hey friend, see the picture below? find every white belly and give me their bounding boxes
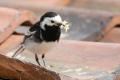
[24,40,58,54]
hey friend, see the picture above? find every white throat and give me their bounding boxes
[40,15,62,30]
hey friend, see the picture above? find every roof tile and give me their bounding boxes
[0,35,24,55]
[0,7,35,43]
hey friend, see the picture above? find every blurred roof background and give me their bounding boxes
[0,0,120,80]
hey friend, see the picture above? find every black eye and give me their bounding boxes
[51,20,54,23]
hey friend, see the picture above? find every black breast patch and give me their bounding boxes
[41,25,61,42]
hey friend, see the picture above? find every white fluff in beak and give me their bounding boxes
[60,20,69,32]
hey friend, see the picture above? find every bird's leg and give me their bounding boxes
[12,45,25,58]
[35,54,41,66]
[42,54,46,67]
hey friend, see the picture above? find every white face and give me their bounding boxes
[40,15,62,30]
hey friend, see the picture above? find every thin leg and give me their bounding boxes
[42,54,46,66]
[12,45,25,58]
[35,54,41,66]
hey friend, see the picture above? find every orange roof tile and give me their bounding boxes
[0,7,35,43]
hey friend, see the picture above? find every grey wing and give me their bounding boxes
[22,21,40,44]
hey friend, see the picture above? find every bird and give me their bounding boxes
[12,12,69,66]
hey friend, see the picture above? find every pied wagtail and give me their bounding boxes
[12,12,69,66]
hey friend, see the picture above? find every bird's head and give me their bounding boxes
[40,12,69,32]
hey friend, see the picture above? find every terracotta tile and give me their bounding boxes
[0,54,61,80]
[46,40,120,79]
[0,7,35,43]
[0,0,69,7]
[114,75,120,80]
[47,40,120,71]
[0,35,24,55]
[102,15,120,36]
[10,40,120,79]
[60,75,79,80]
[100,28,120,43]
[68,0,120,12]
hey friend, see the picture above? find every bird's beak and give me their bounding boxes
[55,21,69,32]
[56,22,62,26]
